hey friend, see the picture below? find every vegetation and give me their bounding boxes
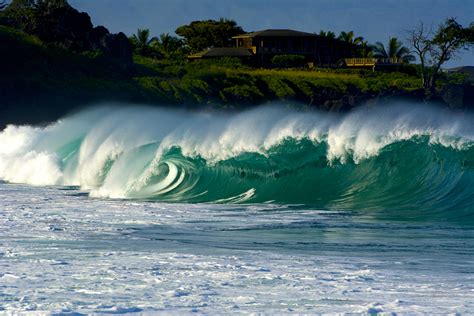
[0,0,472,127]
[338,31,364,45]
[319,30,336,39]
[175,18,244,52]
[0,23,422,110]
[157,33,186,58]
[271,55,306,68]
[130,28,159,57]
[408,18,474,95]
[372,37,415,62]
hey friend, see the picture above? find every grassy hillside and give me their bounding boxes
[0,26,424,127]
[133,56,422,107]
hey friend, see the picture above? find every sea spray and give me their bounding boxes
[0,102,473,220]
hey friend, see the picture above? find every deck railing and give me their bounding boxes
[343,57,404,67]
[344,58,377,66]
[377,57,403,65]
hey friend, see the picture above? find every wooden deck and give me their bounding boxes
[344,58,377,67]
[341,58,404,71]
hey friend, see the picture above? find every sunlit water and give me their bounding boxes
[1,183,473,314]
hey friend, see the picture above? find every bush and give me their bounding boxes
[271,55,306,68]
[222,84,264,103]
[188,57,246,70]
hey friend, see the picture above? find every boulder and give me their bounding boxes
[100,32,133,65]
[89,25,110,50]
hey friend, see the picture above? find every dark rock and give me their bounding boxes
[89,25,110,50]
[13,5,133,64]
[100,32,133,65]
[441,84,465,108]
[32,6,94,51]
[463,84,474,109]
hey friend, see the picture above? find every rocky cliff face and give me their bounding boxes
[41,6,133,64]
[2,5,133,64]
[442,84,474,109]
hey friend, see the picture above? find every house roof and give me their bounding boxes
[233,29,318,39]
[188,47,254,58]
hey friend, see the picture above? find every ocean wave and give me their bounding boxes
[1,103,473,220]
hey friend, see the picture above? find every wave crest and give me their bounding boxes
[1,103,474,220]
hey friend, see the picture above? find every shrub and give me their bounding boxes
[271,55,306,68]
[222,84,264,103]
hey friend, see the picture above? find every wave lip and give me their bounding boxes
[1,103,473,221]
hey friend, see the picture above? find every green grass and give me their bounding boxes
[132,55,422,105]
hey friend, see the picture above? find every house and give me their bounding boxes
[232,29,354,67]
[187,28,356,67]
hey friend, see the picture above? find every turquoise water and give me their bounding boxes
[0,104,473,313]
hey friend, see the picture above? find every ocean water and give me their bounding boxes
[0,103,473,314]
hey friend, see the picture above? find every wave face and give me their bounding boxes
[1,103,474,220]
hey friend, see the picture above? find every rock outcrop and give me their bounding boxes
[5,5,133,64]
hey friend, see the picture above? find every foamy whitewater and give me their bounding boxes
[0,103,473,313]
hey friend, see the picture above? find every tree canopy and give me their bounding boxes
[6,0,69,10]
[408,17,474,95]
[129,28,185,59]
[130,28,158,57]
[175,18,244,52]
[319,30,336,39]
[156,33,185,58]
[338,31,364,45]
[372,37,415,62]
[1,0,74,36]
[0,0,133,62]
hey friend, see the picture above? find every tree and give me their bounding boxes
[338,31,367,57]
[154,33,185,58]
[0,0,7,10]
[35,0,70,11]
[175,18,244,52]
[6,0,68,9]
[130,28,159,57]
[5,0,35,9]
[1,0,71,32]
[358,41,374,58]
[372,37,415,62]
[319,30,336,39]
[338,31,364,45]
[408,18,474,96]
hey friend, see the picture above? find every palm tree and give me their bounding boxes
[150,33,185,58]
[130,28,158,55]
[338,31,364,45]
[160,33,182,52]
[358,40,374,58]
[372,37,415,63]
[319,30,336,39]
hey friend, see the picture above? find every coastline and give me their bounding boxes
[1,25,473,129]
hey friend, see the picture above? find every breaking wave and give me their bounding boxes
[1,103,474,221]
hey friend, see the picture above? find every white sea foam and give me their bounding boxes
[0,183,472,314]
